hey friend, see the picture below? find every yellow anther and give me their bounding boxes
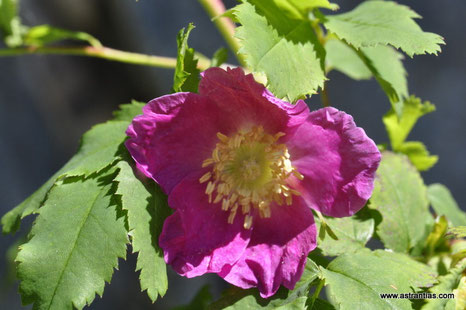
[293,170,304,180]
[199,126,302,229]
[244,215,253,229]
[217,132,229,143]
[199,172,212,183]
[202,158,214,167]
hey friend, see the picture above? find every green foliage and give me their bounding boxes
[383,96,438,170]
[234,1,325,102]
[16,172,128,310]
[383,96,436,149]
[210,47,228,67]
[324,1,444,57]
[427,184,466,227]
[323,250,437,310]
[447,227,466,239]
[325,39,407,115]
[316,215,374,256]
[0,0,26,46]
[210,259,320,309]
[325,39,371,80]
[369,152,433,253]
[1,100,145,235]
[422,259,466,310]
[424,216,449,257]
[268,0,338,18]
[115,160,170,302]
[173,23,200,93]
[24,25,102,47]
[112,100,145,121]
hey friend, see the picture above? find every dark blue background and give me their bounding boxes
[1,0,465,308]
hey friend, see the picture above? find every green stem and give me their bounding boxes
[0,45,211,70]
[197,0,247,66]
[308,278,325,308]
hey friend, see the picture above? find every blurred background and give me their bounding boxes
[0,0,464,309]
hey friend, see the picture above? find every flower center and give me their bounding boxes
[199,126,303,229]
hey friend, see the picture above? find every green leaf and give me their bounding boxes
[311,298,336,310]
[369,152,433,253]
[422,259,466,310]
[325,39,371,80]
[63,121,130,176]
[397,141,438,171]
[1,120,129,234]
[363,45,407,114]
[322,250,437,310]
[383,96,437,169]
[383,96,436,149]
[209,258,320,309]
[0,0,26,47]
[172,23,200,93]
[24,25,102,47]
[427,184,466,227]
[324,1,444,57]
[285,0,339,12]
[16,172,128,310]
[112,100,145,121]
[316,215,374,256]
[234,1,325,102]
[270,0,339,18]
[326,40,407,115]
[210,47,228,67]
[447,226,466,239]
[174,285,213,310]
[115,159,170,302]
[424,216,449,257]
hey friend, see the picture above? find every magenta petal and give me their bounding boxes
[219,198,317,298]
[287,107,381,217]
[125,92,235,194]
[199,67,309,134]
[159,173,251,277]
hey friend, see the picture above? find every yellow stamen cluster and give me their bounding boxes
[199,126,304,229]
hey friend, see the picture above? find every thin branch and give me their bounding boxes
[197,0,246,66]
[0,45,211,70]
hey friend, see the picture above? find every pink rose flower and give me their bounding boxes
[125,67,381,298]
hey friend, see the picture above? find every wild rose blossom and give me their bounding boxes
[125,67,381,297]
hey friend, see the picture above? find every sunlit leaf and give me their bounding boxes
[369,152,433,253]
[24,25,102,47]
[427,184,466,227]
[234,1,325,102]
[16,172,128,309]
[324,1,444,57]
[173,23,200,93]
[323,250,437,310]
